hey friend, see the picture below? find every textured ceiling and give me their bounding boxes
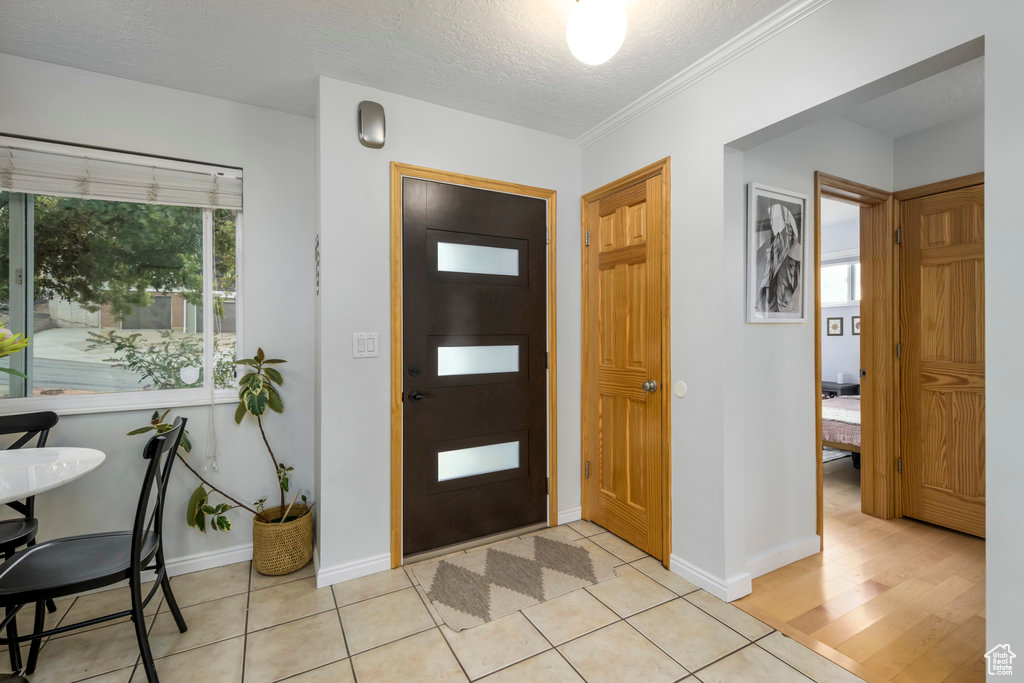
[0,0,793,138]
[845,57,984,139]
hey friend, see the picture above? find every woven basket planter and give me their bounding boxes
[252,504,313,576]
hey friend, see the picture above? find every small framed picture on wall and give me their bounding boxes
[852,315,861,335]
[827,317,843,336]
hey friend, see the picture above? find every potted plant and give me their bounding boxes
[128,348,313,576]
[234,348,313,575]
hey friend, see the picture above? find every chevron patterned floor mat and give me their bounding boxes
[411,528,618,630]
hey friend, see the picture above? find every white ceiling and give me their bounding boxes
[0,0,793,139]
[844,57,984,139]
[820,197,859,231]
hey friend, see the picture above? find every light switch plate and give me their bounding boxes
[352,332,379,358]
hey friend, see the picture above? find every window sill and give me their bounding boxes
[0,388,239,417]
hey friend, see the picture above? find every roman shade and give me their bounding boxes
[0,136,242,210]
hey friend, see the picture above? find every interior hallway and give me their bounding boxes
[735,458,985,682]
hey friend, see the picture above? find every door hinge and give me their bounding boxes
[898,457,903,474]
[584,461,590,478]
[584,230,590,246]
[896,343,902,359]
[896,228,902,245]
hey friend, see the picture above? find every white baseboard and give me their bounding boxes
[557,506,582,525]
[165,543,253,577]
[670,554,752,602]
[316,553,391,588]
[745,535,821,580]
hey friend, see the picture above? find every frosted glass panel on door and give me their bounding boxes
[437,242,519,276]
[438,345,519,376]
[438,441,520,482]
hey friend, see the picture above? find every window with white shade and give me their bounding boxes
[0,136,241,410]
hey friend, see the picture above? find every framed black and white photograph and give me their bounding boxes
[827,317,843,336]
[851,315,861,335]
[746,183,808,323]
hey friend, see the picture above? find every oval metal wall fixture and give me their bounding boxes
[358,100,386,149]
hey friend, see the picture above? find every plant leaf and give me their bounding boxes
[234,401,247,424]
[267,389,283,413]
[263,367,283,385]
[195,511,207,533]
[245,388,269,416]
[261,358,286,364]
[186,486,208,529]
[256,347,265,363]
[126,426,156,435]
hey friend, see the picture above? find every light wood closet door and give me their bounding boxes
[582,171,666,560]
[900,184,985,537]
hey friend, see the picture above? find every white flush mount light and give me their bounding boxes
[566,0,627,66]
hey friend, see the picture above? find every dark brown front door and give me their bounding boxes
[402,177,548,556]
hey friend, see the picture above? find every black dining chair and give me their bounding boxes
[0,417,189,681]
[0,411,60,672]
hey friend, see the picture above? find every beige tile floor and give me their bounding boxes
[4,522,865,682]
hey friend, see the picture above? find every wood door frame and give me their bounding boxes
[893,172,984,202]
[389,162,558,568]
[814,172,898,545]
[580,157,672,567]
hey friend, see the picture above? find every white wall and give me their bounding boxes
[0,54,315,570]
[581,2,1022,655]
[315,76,581,581]
[894,110,984,190]
[730,117,891,571]
[821,305,860,384]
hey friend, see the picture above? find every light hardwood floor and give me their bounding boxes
[736,457,986,683]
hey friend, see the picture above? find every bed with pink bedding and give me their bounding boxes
[821,396,860,452]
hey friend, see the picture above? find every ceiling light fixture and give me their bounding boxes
[566,0,627,66]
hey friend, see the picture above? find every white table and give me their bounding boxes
[0,447,106,505]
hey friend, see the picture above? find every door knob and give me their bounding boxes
[407,390,434,401]
[641,380,658,393]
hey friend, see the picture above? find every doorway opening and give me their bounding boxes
[731,42,986,681]
[814,173,896,542]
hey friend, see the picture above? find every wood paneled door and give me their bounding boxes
[581,159,670,563]
[898,180,985,537]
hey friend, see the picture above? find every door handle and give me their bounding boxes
[641,380,658,393]
[407,390,434,401]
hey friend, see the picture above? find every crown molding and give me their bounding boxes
[574,0,835,149]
